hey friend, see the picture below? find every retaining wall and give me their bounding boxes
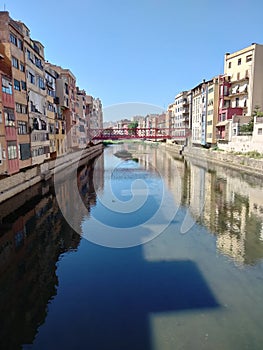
[183,146,263,177]
[0,144,103,204]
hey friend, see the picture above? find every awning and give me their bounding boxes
[216,120,229,127]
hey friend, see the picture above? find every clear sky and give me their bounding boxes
[3,0,263,120]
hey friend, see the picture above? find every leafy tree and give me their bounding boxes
[128,121,138,135]
[239,106,263,133]
[253,105,263,118]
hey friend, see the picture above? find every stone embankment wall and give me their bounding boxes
[163,143,184,154]
[218,136,263,153]
[183,146,263,177]
[0,144,103,204]
[160,142,263,177]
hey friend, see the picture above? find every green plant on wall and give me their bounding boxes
[239,106,263,133]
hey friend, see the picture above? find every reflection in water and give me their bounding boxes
[0,157,100,349]
[0,144,263,350]
[136,144,263,266]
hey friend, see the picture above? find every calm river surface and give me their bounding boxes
[0,143,263,350]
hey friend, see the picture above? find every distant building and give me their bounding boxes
[206,76,219,146]
[91,98,103,130]
[191,81,204,146]
[171,91,191,145]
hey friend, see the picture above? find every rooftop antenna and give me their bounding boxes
[4,3,6,10]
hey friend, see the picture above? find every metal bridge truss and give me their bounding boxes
[90,128,190,141]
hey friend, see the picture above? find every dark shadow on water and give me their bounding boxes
[31,242,220,350]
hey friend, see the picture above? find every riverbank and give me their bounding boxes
[160,142,263,178]
[0,144,103,204]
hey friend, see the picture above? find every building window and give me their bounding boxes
[20,62,25,72]
[7,141,17,160]
[28,72,35,84]
[21,81,27,90]
[16,103,27,114]
[16,103,21,113]
[19,143,31,160]
[237,72,240,80]
[21,105,27,114]
[4,109,15,126]
[10,33,17,45]
[48,102,54,112]
[238,58,241,65]
[35,57,43,70]
[235,98,239,107]
[12,56,19,69]
[2,77,12,94]
[18,121,28,134]
[38,77,45,90]
[48,89,55,97]
[246,54,252,62]
[27,49,32,60]
[17,39,23,50]
[258,128,262,135]
[14,79,21,91]
[228,62,231,68]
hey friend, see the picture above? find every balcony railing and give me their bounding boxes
[230,75,249,84]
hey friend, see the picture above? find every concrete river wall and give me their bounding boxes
[162,143,263,178]
[0,144,103,204]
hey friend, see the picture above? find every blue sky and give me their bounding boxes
[3,0,263,120]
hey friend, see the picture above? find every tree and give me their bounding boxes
[128,121,138,136]
[239,106,263,134]
[253,105,263,118]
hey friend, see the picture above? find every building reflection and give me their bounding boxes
[138,145,263,266]
[164,150,263,265]
[0,155,102,349]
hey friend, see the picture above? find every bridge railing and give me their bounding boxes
[90,127,190,140]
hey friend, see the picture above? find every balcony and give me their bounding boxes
[229,85,248,97]
[181,116,189,122]
[5,126,17,141]
[230,75,249,84]
[2,92,14,108]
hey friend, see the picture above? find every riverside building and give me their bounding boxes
[0,11,103,180]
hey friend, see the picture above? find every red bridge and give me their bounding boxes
[90,128,190,141]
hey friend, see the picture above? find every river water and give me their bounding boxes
[0,143,263,350]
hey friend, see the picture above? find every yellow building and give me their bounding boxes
[206,76,219,146]
[224,43,263,117]
[46,63,77,151]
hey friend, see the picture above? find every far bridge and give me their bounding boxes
[90,127,190,141]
